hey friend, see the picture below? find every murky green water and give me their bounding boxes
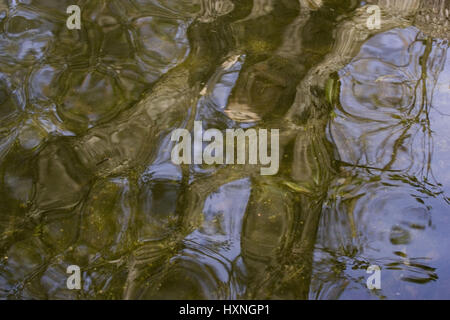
[0,0,449,299]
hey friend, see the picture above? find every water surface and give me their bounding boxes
[0,0,449,299]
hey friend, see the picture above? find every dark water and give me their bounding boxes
[0,0,449,299]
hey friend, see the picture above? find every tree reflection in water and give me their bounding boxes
[0,0,449,299]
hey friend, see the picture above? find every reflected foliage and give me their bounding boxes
[0,0,449,299]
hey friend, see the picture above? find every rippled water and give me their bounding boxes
[0,0,449,299]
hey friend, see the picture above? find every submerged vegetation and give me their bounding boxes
[0,0,449,299]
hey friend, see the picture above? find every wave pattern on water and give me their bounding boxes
[0,0,449,300]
